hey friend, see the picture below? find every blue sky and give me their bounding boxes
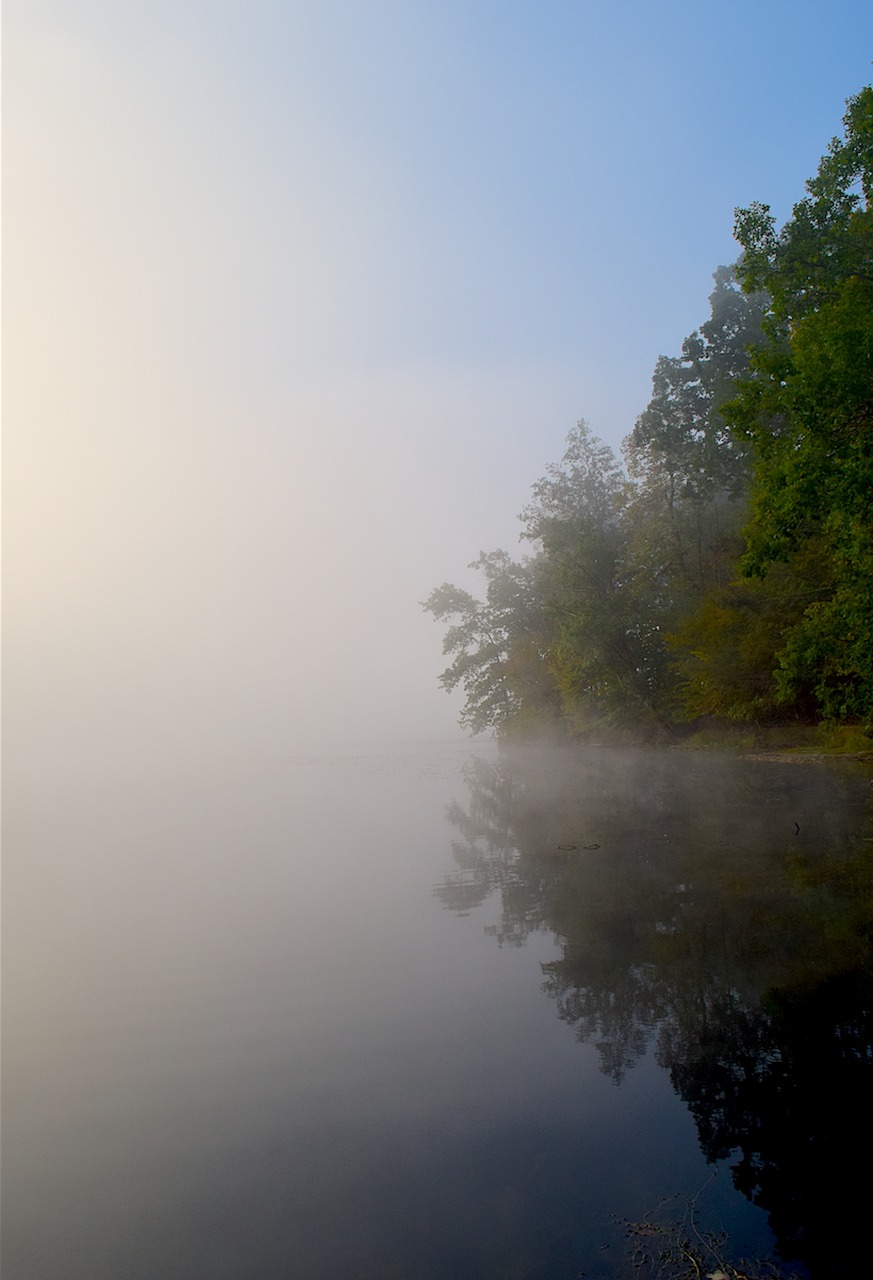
[6,2,872,752]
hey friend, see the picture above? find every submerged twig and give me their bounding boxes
[608,1180,802,1280]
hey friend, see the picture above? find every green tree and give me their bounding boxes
[629,266,764,506]
[666,541,833,723]
[728,86,873,720]
[622,267,770,725]
[521,420,668,731]
[426,89,872,736]
[422,550,559,735]
[624,266,766,613]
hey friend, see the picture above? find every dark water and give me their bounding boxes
[4,741,872,1279]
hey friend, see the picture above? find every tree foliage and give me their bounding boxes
[422,550,558,735]
[521,421,665,729]
[727,86,873,719]
[426,86,872,736]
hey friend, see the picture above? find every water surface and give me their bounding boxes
[4,741,871,1278]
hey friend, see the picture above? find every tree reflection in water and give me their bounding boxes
[433,744,873,1279]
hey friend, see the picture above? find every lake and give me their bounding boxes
[4,739,872,1279]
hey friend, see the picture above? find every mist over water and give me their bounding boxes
[6,734,871,1278]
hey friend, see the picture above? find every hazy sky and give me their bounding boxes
[5,1,872,758]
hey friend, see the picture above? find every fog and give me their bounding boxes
[5,2,872,768]
[7,19,873,1277]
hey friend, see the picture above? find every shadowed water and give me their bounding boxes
[4,740,871,1278]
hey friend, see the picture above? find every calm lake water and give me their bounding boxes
[4,740,872,1279]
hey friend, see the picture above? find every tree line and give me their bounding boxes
[425,87,873,739]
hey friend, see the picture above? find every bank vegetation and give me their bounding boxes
[425,88,873,754]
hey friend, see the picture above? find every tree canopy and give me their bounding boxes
[727,86,873,719]
[425,86,872,738]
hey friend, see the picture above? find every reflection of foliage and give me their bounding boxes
[667,965,873,1279]
[437,744,873,1277]
[433,756,563,944]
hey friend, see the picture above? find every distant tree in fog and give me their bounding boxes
[422,550,559,735]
